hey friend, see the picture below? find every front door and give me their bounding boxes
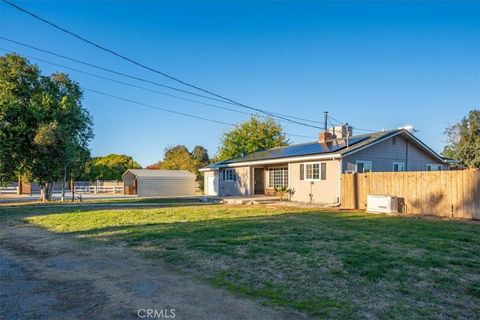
[254,168,265,194]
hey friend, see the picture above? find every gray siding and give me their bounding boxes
[342,134,446,172]
[137,177,195,197]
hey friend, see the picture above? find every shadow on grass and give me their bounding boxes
[20,207,480,318]
[49,210,480,281]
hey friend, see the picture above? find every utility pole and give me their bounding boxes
[324,111,328,131]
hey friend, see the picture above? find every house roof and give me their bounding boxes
[123,169,195,178]
[202,129,445,170]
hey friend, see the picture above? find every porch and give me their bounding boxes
[204,163,289,197]
[251,165,289,196]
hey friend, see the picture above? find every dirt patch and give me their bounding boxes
[0,223,309,320]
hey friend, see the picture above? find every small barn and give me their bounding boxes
[122,169,196,197]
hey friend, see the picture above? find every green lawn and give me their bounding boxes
[14,204,480,319]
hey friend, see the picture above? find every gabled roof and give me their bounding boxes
[123,169,195,178]
[202,129,445,170]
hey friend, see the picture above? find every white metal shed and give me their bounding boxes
[122,169,196,197]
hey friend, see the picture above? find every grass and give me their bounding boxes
[5,204,480,319]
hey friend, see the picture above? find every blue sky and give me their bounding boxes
[1,1,478,166]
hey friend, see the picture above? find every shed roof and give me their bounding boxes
[123,169,195,178]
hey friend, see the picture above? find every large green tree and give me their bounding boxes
[0,54,93,200]
[442,109,480,168]
[81,154,141,181]
[162,145,197,172]
[216,116,288,161]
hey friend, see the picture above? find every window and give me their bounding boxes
[356,160,372,173]
[223,169,236,181]
[393,162,405,172]
[426,164,442,171]
[392,136,397,145]
[268,167,288,188]
[306,163,319,180]
[303,162,327,180]
[321,163,327,180]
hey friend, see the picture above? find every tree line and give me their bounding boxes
[1,53,478,201]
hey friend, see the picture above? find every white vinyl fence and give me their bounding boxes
[74,184,123,194]
[0,181,124,195]
[0,186,18,194]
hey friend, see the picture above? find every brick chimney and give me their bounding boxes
[318,131,333,143]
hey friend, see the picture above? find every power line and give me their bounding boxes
[0,48,258,118]
[0,37,232,104]
[0,36,325,127]
[0,48,323,140]
[1,0,324,130]
[0,48,316,139]
[84,88,315,139]
[327,115,379,133]
[328,115,344,125]
[85,87,234,126]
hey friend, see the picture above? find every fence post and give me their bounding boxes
[94,180,98,194]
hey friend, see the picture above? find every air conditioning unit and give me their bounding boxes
[366,195,398,214]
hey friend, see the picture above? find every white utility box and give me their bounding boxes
[366,195,398,214]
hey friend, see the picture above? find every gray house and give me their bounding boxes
[200,128,449,204]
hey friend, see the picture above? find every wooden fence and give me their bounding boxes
[341,169,480,220]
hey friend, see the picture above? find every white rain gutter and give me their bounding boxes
[199,154,342,171]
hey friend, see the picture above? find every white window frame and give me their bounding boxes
[355,160,372,173]
[426,164,442,171]
[393,162,405,172]
[303,162,327,181]
[268,167,288,188]
[223,168,236,181]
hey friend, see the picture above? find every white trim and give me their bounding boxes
[342,130,446,162]
[223,168,236,181]
[200,130,446,172]
[338,158,343,204]
[267,167,289,188]
[393,161,406,172]
[288,163,291,190]
[304,162,320,181]
[202,154,341,170]
[206,173,219,196]
[355,160,372,173]
[426,164,442,171]
[199,167,218,172]
[303,162,328,181]
[252,167,267,194]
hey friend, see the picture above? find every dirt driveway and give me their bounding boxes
[0,220,308,320]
